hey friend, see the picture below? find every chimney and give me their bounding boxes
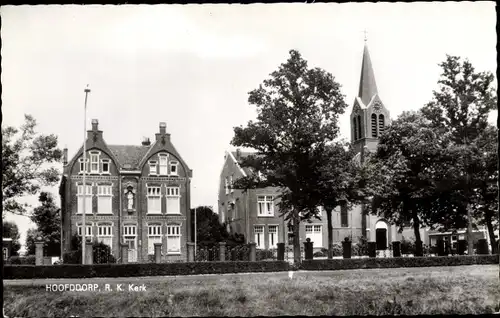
[142,137,151,146]
[91,119,99,131]
[236,148,241,160]
[159,122,166,134]
[87,118,103,141]
[63,147,68,165]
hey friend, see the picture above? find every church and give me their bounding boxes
[218,41,428,251]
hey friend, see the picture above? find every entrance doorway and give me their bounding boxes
[375,220,389,250]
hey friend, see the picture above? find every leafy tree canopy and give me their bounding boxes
[3,221,22,256]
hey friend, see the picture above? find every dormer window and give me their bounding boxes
[101,159,110,174]
[170,161,178,176]
[79,158,89,173]
[158,154,168,175]
[149,161,157,175]
[90,152,100,173]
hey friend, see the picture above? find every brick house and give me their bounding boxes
[59,121,192,262]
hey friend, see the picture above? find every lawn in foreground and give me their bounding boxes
[4,265,499,317]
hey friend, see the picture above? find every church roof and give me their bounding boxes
[230,150,257,175]
[358,43,379,106]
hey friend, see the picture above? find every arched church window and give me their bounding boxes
[353,118,358,140]
[357,115,362,139]
[378,114,385,135]
[371,114,377,137]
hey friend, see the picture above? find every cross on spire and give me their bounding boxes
[363,29,368,42]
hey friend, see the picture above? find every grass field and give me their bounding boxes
[4,265,499,317]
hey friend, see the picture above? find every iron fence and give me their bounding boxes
[225,245,250,261]
[196,246,220,262]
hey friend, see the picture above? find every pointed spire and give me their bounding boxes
[358,42,378,106]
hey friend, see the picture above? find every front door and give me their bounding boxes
[124,237,137,262]
[376,228,387,250]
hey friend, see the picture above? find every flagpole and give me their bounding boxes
[194,206,197,261]
[82,84,91,264]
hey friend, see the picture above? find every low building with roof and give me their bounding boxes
[59,120,192,262]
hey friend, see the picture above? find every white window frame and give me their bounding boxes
[101,159,111,174]
[148,224,163,255]
[229,175,234,193]
[305,224,323,248]
[123,225,137,236]
[268,225,278,249]
[97,184,113,214]
[79,158,89,174]
[97,224,113,249]
[169,161,179,176]
[149,161,157,175]
[90,152,100,174]
[166,224,181,254]
[166,186,180,215]
[257,195,274,217]
[77,184,93,214]
[147,186,162,214]
[77,224,93,241]
[225,177,229,195]
[158,154,169,176]
[254,225,264,249]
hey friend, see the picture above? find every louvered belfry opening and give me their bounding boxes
[378,114,385,135]
[357,115,362,139]
[371,113,377,137]
[353,117,358,140]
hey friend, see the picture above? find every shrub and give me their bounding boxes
[5,255,36,265]
[256,249,275,261]
[313,251,326,258]
[3,261,291,279]
[62,242,116,264]
[300,254,499,271]
[63,250,81,264]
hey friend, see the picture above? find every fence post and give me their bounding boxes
[437,239,445,256]
[249,243,256,262]
[277,243,285,261]
[187,242,195,262]
[457,239,467,255]
[392,241,401,257]
[154,243,162,263]
[303,238,313,260]
[219,242,226,262]
[85,241,93,265]
[121,243,129,264]
[35,240,44,265]
[342,238,352,259]
[368,242,376,258]
[477,239,489,255]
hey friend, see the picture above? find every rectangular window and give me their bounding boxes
[77,225,93,240]
[148,225,162,255]
[77,185,93,214]
[305,225,323,247]
[170,161,178,176]
[123,225,136,236]
[254,225,264,249]
[101,160,110,174]
[166,225,181,254]
[97,185,112,214]
[90,153,99,173]
[159,155,168,175]
[225,177,229,195]
[147,186,162,214]
[229,175,234,193]
[268,225,278,249]
[341,204,348,227]
[97,225,113,248]
[166,187,180,214]
[257,196,274,216]
[149,161,157,175]
[79,159,89,173]
[3,247,8,260]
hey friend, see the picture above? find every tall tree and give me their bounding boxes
[421,55,497,254]
[2,114,62,218]
[367,111,453,255]
[2,221,22,257]
[191,206,244,247]
[231,49,348,264]
[28,192,61,256]
[25,228,43,256]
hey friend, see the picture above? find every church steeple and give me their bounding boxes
[358,43,378,106]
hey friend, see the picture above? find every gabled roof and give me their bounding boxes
[107,145,151,170]
[229,150,262,176]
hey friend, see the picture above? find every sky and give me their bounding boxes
[1,3,497,252]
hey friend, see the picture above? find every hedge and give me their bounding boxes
[3,261,290,279]
[5,255,36,265]
[300,254,499,271]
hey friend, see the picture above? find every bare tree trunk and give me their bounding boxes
[411,207,423,256]
[484,211,498,254]
[293,209,301,265]
[326,208,333,259]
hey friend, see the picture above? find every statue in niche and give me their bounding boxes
[124,185,136,210]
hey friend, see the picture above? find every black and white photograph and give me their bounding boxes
[2,2,498,316]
